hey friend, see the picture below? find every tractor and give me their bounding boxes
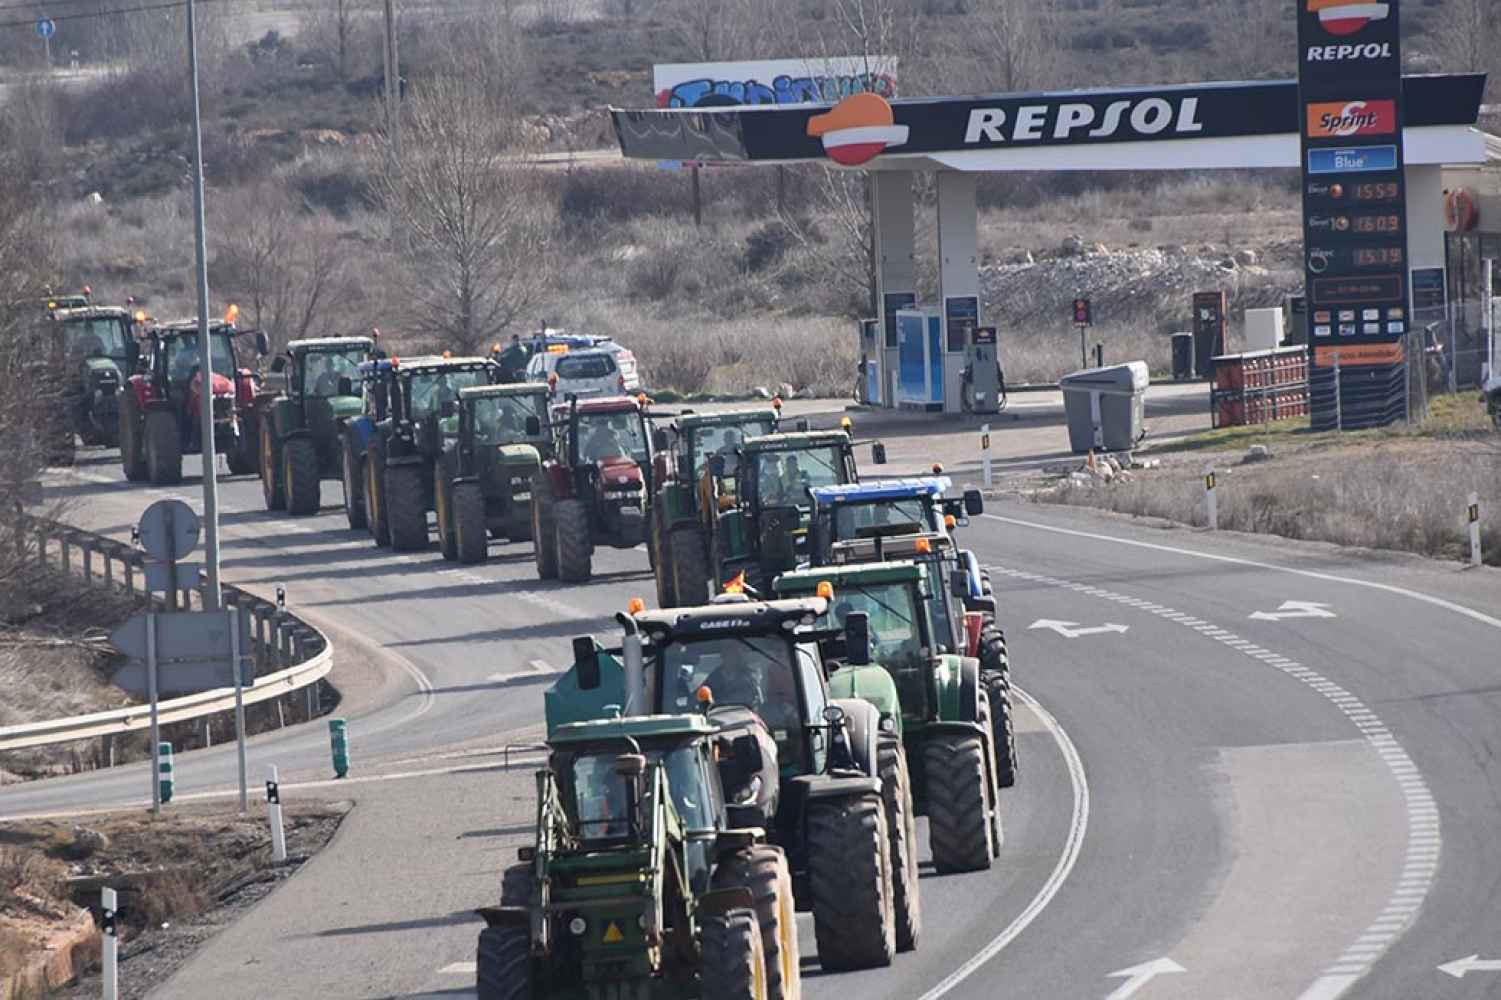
[547,593,916,970]
[256,336,375,516]
[342,354,501,549]
[118,314,267,485]
[663,429,874,605]
[478,713,798,1000]
[40,303,133,449]
[433,383,552,563]
[648,408,780,608]
[531,395,657,583]
[775,560,1004,874]
[805,479,1017,786]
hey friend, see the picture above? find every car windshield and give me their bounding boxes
[659,636,801,742]
[832,498,936,541]
[165,331,236,379]
[754,446,844,508]
[577,410,646,463]
[62,317,129,358]
[406,369,490,418]
[556,353,615,379]
[825,582,924,669]
[692,419,775,478]
[570,745,711,837]
[470,393,546,445]
[302,349,366,397]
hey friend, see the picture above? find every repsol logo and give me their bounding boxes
[1305,42,1393,60]
[963,97,1203,144]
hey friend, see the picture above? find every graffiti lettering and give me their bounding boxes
[657,72,897,109]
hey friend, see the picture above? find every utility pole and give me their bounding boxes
[382,0,401,159]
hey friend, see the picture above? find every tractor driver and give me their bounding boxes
[311,354,342,396]
[771,454,806,505]
[574,757,631,839]
[715,428,743,475]
[702,648,800,737]
[582,414,631,461]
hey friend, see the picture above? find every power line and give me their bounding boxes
[0,0,232,30]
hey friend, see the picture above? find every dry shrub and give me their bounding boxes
[0,845,70,912]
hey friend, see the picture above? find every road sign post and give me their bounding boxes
[101,886,118,1000]
[1469,492,1482,568]
[266,764,286,862]
[1204,466,1218,531]
[147,611,160,814]
[231,606,247,812]
[158,741,174,803]
[35,18,54,69]
[329,717,349,778]
[980,423,992,488]
[1072,297,1092,368]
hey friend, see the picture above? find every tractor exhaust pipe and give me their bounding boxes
[615,611,645,717]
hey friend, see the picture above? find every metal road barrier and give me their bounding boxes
[0,516,333,754]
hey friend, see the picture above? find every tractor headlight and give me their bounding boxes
[568,916,588,936]
[732,775,762,805]
[637,913,649,930]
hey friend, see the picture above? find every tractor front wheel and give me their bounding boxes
[475,923,531,1000]
[700,910,767,1000]
[878,737,922,952]
[435,478,458,561]
[530,480,558,580]
[385,465,428,551]
[144,410,182,486]
[554,499,592,582]
[925,730,994,874]
[119,395,147,483]
[713,846,800,1000]
[454,484,488,564]
[260,421,285,511]
[669,526,710,607]
[807,793,894,972]
[364,438,390,546]
[227,412,258,476]
[342,432,366,530]
[283,438,321,515]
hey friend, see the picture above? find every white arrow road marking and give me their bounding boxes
[1248,600,1337,621]
[1105,957,1186,999]
[439,961,477,975]
[1438,955,1501,978]
[1028,618,1130,639]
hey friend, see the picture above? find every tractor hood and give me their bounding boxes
[496,442,542,469]
[596,454,643,487]
[327,395,363,420]
[82,357,123,380]
[191,371,235,397]
[828,664,903,736]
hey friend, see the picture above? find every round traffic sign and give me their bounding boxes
[35,18,55,39]
[137,499,200,562]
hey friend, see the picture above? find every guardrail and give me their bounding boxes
[0,516,333,755]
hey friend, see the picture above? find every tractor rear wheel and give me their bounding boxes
[260,421,285,511]
[500,863,531,907]
[283,438,321,515]
[925,730,994,873]
[435,478,458,561]
[878,737,922,952]
[385,465,428,551]
[700,909,766,1000]
[554,498,592,583]
[454,483,488,564]
[530,480,557,580]
[227,412,258,476]
[669,526,710,607]
[364,438,390,546]
[807,793,894,972]
[713,846,800,1000]
[119,395,147,483]
[144,410,182,485]
[652,504,676,608]
[341,433,366,530]
[475,923,531,1000]
[976,691,1005,850]
[981,652,1018,789]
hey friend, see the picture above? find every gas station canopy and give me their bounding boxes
[610,74,1487,171]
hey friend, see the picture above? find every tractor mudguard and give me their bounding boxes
[932,654,981,724]
[699,886,755,917]
[786,774,882,801]
[385,452,423,468]
[923,720,988,741]
[476,905,529,928]
[542,462,572,499]
[496,443,542,468]
[267,397,305,441]
[965,595,998,617]
[828,665,902,735]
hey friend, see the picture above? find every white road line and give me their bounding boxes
[916,684,1088,1000]
[439,961,477,975]
[988,562,1440,999]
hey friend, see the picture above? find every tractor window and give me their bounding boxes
[658,746,713,830]
[577,411,647,463]
[406,369,489,418]
[471,394,546,445]
[62,317,128,359]
[827,583,924,670]
[754,446,844,508]
[570,754,632,839]
[833,499,935,542]
[164,332,236,379]
[692,419,774,478]
[302,350,365,397]
[659,637,801,746]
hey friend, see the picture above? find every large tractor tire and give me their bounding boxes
[700,910,767,1000]
[499,863,531,907]
[806,793,894,972]
[227,413,258,476]
[385,465,428,551]
[283,438,321,515]
[144,410,182,485]
[878,737,922,952]
[652,507,676,608]
[119,396,148,483]
[364,438,390,546]
[982,659,1018,789]
[976,692,1005,851]
[341,433,367,530]
[260,421,285,511]
[713,846,800,1000]
[925,730,994,874]
[669,526,711,607]
[530,482,558,580]
[554,498,593,583]
[475,923,531,1000]
[435,478,458,561]
[454,483,489,565]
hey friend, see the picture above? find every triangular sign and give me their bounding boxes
[602,921,624,944]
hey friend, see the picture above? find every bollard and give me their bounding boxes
[82,543,93,585]
[101,886,119,1000]
[266,765,287,862]
[980,423,993,489]
[1469,492,1483,568]
[103,549,114,591]
[328,718,350,778]
[158,742,174,804]
[123,559,134,597]
[1204,466,1218,531]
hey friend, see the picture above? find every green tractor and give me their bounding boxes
[342,355,501,549]
[41,304,134,449]
[478,713,799,1000]
[257,336,374,516]
[775,561,1003,874]
[433,383,552,564]
[647,408,779,609]
[547,594,916,969]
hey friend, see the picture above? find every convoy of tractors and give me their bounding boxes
[42,292,1021,1000]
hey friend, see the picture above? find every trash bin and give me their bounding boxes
[1171,333,1194,381]
[1060,360,1150,453]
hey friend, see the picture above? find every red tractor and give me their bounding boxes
[119,312,267,485]
[531,395,658,582]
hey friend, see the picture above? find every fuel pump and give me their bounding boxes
[857,318,881,405]
[962,325,1004,414]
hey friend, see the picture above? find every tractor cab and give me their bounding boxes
[275,336,373,432]
[655,408,780,493]
[807,478,984,567]
[41,305,133,449]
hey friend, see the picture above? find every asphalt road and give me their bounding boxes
[6,437,1501,1000]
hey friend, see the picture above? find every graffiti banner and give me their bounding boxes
[653,56,897,110]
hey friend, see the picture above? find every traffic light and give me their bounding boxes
[1072,298,1092,326]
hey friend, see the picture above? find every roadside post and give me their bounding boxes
[329,718,350,778]
[100,887,118,1000]
[1204,466,1218,531]
[158,742,174,803]
[266,765,287,862]
[1072,297,1092,369]
[35,17,54,70]
[980,424,992,488]
[1469,493,1482,568]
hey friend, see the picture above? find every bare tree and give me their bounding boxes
[1433,0,1497,81]
[971,0,1055,92]
[372,64,557,353]
[1213,0,1291,81]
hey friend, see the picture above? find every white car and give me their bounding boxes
[525,348,627,399]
